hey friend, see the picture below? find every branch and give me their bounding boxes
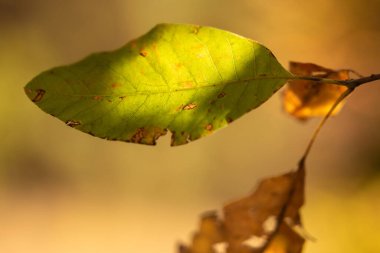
[345,74,380,89]
[292,73,380,88]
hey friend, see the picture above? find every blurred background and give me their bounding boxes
[1,0,380,252]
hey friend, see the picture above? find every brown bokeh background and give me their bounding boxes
[1,0,380,252]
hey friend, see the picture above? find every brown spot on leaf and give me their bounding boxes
[192,25,201,34]
[31,89,45,102]
[119,96,126,100]
[130,128,145,143]
[205,124,213,131]
[65,120,81,127]
[93,95,103,101]
[218,92,226,99]
[183,103,197,110]
[111,83,121,89]
[139,50,148,57]
[129,127,167,145]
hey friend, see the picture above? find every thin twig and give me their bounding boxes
[295,73,380,167]
[290,73,380,88]
[298,87,354,168]
[345,74,380,89]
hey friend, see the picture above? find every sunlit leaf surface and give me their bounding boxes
[25,24,291,146]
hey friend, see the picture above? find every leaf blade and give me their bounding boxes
[25,24,291,145]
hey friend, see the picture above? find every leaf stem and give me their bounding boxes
[290,75,347,85]
[297,87,354,169]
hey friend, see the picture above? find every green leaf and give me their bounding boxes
[25,24,291,146]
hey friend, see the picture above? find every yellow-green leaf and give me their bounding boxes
[25,24,291,146]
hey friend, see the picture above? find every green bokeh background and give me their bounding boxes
[1,0,380,252]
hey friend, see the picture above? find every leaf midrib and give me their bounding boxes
[45,75,292,98]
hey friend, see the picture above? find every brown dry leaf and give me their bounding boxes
[283,61,350,120]
[182,211,225,253]
[263,223,304,253]
[179,165,306,253]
